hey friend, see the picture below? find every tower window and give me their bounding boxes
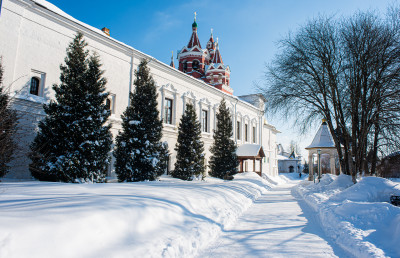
[30,77,40,95]
[192,60,200,70]
[164,98,173,124]
[183,61,188,72]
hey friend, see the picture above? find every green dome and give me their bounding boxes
[192,20,198,28]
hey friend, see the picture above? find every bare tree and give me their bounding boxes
[263,9,400,183]
[288,140,300,154]
[264,16,353,180]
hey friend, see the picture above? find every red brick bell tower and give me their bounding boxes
[176,14,233,95]
[177,12,207,80]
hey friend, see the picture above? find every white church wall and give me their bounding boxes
[0,0,278,179]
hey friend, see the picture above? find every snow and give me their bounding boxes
[129,120,141,125]
[199,178,342,258]
[294,174,400,257]
[236,144,263,157]
[0,172,276,258]
[2,172,399,257]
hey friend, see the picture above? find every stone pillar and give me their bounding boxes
[330,153,336,175]
[308,152,314,181]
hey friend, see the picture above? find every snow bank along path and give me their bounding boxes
[198,180,341,258]
[294,174,400,258]
[0,173,277,258]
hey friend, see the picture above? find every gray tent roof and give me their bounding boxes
[305,122,336,149]
[236,144,265,157]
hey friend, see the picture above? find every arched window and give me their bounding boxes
[183,61,188,72]
[105,98,111,110]
[289,166,294,173]
[192,60,199,70]
[30,77,40,95]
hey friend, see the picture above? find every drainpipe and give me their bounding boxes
[234,98,239,144]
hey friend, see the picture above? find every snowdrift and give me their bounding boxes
[294,174,400,258]
[0,172,277,258]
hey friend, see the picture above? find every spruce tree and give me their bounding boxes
[114,59,167,182]
[29,32,112,183]
[172,103,205,180]
[209,99,239,179]
[0,59,17,178]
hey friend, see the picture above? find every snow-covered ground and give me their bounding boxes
[198,177,343,258]
[294,174,400,258]
[0,173,280,258]
[1,173,399,257]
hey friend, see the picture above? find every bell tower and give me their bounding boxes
[177,12,207,79]
[175,14,233,95]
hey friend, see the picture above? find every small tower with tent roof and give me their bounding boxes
[204,38,232,94]
[305,119,341,181]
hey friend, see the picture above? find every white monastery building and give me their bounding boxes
[0,0,279,179]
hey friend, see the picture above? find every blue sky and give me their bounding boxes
[48,0,396,157]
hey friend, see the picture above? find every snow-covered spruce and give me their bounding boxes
[172,103,205,180]
[29,32,112,183]
[0,59,18,179]
[114,59,168,182]
[209,99,239,179]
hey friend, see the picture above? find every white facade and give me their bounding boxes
[0,0,279,179]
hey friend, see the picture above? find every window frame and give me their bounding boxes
[192,60,200,71]
[237,121,241,140]
[252,126,256,143]
[30,77,40,96]
[245,124,248,142]
[164,98,173,125]
[201,109,208,132]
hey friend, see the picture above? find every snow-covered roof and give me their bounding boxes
[277,154,289,160]
[306,121,336,149]
[236,144,265,158]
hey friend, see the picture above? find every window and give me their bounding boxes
[192,60,200,70]
[201,110,208,132]
[183,61,188,72]
[245,124,248,142]
[30,77,40,95]
[252,126,256,143]
[164,98,173,124]
[105,94,116,115]
[237,121,241,140]
[105,98,111,110]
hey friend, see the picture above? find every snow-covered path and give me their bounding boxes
[198,182,346,258]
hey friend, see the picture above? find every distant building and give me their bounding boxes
[277,144,302,173]
[377,151,400,178]
[305,119,341,181]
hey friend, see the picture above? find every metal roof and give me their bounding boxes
[305,122,336,149]
[236,144,265,157]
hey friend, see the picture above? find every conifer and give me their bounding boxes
[172,103,205,180]
[114,59,167,182]
[0,60,17,178]
[209,99,238,179]
[29,32,112,182]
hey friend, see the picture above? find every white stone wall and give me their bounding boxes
[0,0,278,179]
